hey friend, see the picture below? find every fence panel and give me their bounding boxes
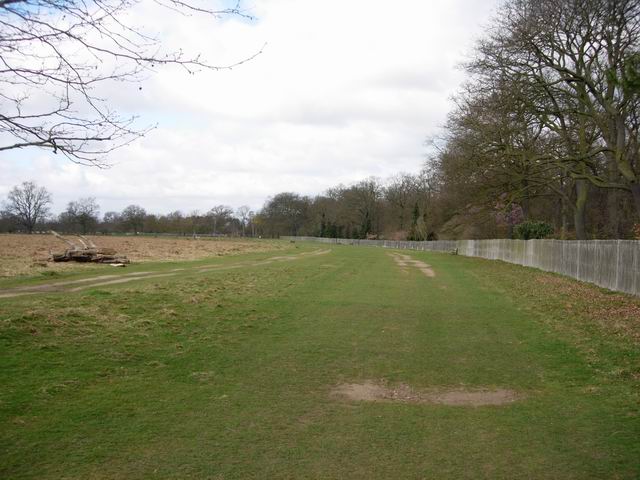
[285,236,640,297]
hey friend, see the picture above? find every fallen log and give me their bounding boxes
[49,231,130,264]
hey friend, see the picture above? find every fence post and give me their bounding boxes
[577,241,581,281]
[615,240,619,291]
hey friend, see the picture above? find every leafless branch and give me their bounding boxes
[0,0,260,166]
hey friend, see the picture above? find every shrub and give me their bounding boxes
[514,221,554,240]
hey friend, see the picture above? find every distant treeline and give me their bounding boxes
[1,168,638,240]
[253,172,638,240]
[0,189,257,237]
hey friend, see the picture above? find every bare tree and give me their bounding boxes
[236,205,251,236]
[164,210,185,235]
[343,178,383,239]
[121,204,145,234]
[65,197,100,234]
[247,210,257,237]
[101,210,121,233]
[187,210,202,236]
[260,193,309,237]
[385,173,416,231]
[207,205,233,235]
[4,180,52,232]
[0,0,260,166]
[474,0,640,220]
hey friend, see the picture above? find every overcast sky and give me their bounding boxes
[1,0,500,216]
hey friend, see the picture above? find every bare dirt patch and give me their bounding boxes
[332,381,522,407]
[0,234,288,278]
[388,252,435,277]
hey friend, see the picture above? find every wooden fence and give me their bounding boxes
[284,236,640,297]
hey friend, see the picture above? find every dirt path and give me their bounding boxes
[0,249,331,298]
[388,252,435,277]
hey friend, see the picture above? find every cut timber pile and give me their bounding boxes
[49,231,130,265]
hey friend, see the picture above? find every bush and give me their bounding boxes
[514,221,554,240]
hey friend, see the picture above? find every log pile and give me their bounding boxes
[49,231,130,265]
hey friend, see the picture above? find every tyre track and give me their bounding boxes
[0,249,331,298]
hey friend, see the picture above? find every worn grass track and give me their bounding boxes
[1,243,638,479]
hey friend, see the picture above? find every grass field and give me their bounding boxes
[0,234,287,278]
[1,241,639,479]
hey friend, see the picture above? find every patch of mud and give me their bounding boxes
[332,381,522,407]
[388,253,435,278]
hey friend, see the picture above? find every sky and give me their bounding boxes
[1,0,501,216]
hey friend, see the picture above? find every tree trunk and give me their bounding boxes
[574,179,589,240]
[521,178,530,220]
[632,183,640,222]
[605,161,620,238]
[606,189,619,238]
[559,195,569,240]
[521,198,530,221]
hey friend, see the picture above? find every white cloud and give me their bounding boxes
[0,0,500,214]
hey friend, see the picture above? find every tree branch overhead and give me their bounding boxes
[0,0,260,166]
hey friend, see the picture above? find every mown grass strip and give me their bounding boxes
[1,244,638,479]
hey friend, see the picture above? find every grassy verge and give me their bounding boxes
[1,244,638,479]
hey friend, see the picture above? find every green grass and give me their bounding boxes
[1,243,639,479]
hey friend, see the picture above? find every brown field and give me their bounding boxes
[0,234,288,278]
